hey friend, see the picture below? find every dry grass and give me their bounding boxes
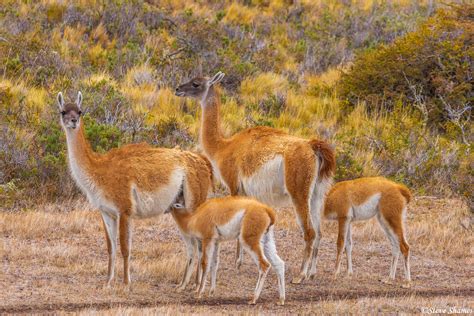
[0,197,472,314]
[70,295,473,315]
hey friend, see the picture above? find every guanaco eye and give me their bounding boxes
[192,82,199,88]
[61,111,66,115]
[78,111,82,115]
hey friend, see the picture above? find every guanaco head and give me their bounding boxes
[175,71,225,101]
[57,91,83,130]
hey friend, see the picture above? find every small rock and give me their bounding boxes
[460,217,471,229]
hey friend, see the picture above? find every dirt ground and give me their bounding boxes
[1,197,473,314]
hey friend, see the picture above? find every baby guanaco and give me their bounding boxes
[170,196,285,305]
[324,177,412,287]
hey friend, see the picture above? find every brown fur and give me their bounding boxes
[58,92,213,285]
[171,196,285,305]
[397,184,412,204]
[175,73,336,282]
[324,177,412,284]
[70,123,211,216]
[309,139,336,179]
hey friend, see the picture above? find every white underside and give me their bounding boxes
[350,193,381,221]
[239,155,291,207]
[131,169,185,218]
[215,209,245,240]
[326,193,382,221]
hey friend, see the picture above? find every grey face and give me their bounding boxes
[174,71,225,100]
[57,92,83,130]
[175,77,208,99]
[60,104,82,129]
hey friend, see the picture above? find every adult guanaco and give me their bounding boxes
[324,177,412,287]
[175,72,336,283]
[57,91,212,286]
[170,196,285,305]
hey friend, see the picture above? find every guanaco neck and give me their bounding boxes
[64,121,98,183]
[171,210,193,233]
[200,85,225,157]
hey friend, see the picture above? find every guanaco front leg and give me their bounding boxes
[209,242,220,296]
[194,239,202,291]
[197,239,215,298]
[100,210,118,287]
[235,239,243,269]
[177,236,196,292]
[334,216,350,278]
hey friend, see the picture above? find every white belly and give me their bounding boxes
[240,155,291,207]
[215,210,245,240]
[350,193,381,221]
[131,169,184,218]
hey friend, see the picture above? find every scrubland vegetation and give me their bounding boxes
[0,1,472,313]
[0,0,471,210]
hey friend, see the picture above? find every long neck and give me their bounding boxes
[64,121,97,179]
[171,210,193,233]
[200,86,225,156]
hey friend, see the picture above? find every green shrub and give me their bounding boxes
[339,6,473,134]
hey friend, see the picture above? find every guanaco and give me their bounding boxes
[57,91,212,286]
[175,72,335,283]
[324,177,412,287]
[170,196,285,305]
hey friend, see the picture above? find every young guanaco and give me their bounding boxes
[170,196,285,305]
[324,177,412,287]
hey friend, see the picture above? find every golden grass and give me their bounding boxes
[91,22,109,47]
[240,72,289,104]
[224,3,258,26]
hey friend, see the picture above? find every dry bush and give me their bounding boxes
[0,1,469,208]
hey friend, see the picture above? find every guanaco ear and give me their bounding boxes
[76,91,83,110]
[57,92,65,111]
[209,71,225,86]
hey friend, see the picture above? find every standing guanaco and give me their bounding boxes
[324,177,412,287]
[57,91,212,286]
[170,196,285,305]
[175,72,335,283]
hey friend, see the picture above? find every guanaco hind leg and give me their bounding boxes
[119,215,132,285]
[345,224,353,275]
[285,152,317,284]
[377,195,411,286]
[263,226,286,305]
